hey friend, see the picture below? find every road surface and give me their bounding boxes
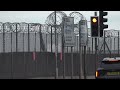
[30,76,95,79]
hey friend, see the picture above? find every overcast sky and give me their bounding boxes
[0,11,119,30]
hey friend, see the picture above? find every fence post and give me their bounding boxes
[28,24,30,52]
[46,33,47,52]
[77,36,78,53]
[71,46,74,79]
[51,26,52,52]
[110,37,112,54]
[39,24,41,52]
[54,11,58,79]
[89,47,90,54]
[35,31,37,73]
[83,46,86,79]
[79,21,83,79]
[118,31,119,56]
[114,37,115,54]
[11,32,13,79]
[23,32,26,78]
[16,23,18,52]
[3,23,5,53]
[62,21,65,79]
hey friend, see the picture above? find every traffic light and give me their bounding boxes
[91,16,99,37]
[99,11,108,37]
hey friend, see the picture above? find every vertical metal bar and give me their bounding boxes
[15,23,18,79]
[71,46,74,79]
[3,23,5,53]
[57,33,58,55]
[57,33,59,75]
[86,45,88,54]
[118,31,119,56]
[10,31,13,79]
[46,33,47,52]
[89,47,90,54]
[28,24,30,52]
[77,36,78,53]
[95,11,98,59]
[94,5,99,72]
[23,32,24,54]
[55,11,58,79]
[94,11,98,57]
[35,31,37,73]
[67,46,68,53]
[23,32,26,78]
[45,33,48,76]
[16,24,18,52]
[92,38,93,54]
[39,24,41,52]
[95,37,97,74]
[2,23,5,76]
[97,37,100,65]
[62,19,65,79]
[98,37,99,53]
[83,46,86,79]
[62,38,65,79]
[73,46,75,53]
[110,37,112,54]
[51,26,52,52]
[104,31,106,56]
[63,46,65,79]
[79,21,83,79]
[81,46,83,79]
[114,37,115,54]
[82,46,84,54]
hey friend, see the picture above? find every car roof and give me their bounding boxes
[115,57,120,60]
[102,57,120,61]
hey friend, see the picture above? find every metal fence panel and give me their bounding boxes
[0,53,12,79]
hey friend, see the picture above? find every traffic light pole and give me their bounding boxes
[94,12,97,74]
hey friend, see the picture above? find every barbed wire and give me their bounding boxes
[45,11,67,26]
[105,29,120,37]
[69,12,84,24]
[1,11,116,37]
[0,22,42,33]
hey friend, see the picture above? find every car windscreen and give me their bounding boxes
[100,61,120,69]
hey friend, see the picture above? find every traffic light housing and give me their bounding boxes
[91,16,99,37]
[99,11,108,37]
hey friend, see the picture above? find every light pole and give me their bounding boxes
[54,11,58,79]
[77,13,84,79]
